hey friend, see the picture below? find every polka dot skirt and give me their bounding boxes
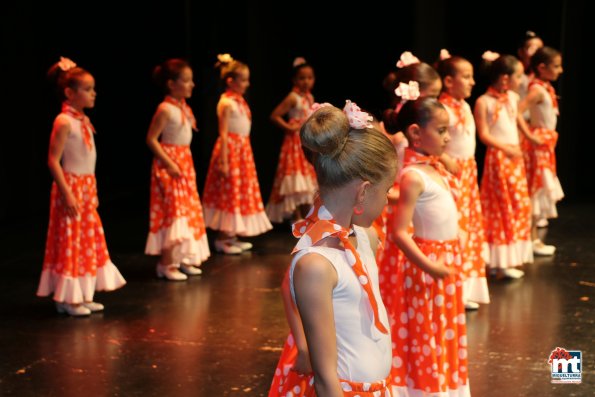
[37,173,126,303]
[145,144,210,265]
[521,128,564,219]
[454,157,489,303]
[203,133,272,236]
[480,148,533,268]
[266,129,317,223]
[389,237,469,395]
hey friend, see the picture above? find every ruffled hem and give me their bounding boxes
[145,217,210,264]
[203,207,272,236]
[391,383,471,397]
[266,191,314,223]
[464,276,490,304]
[37,261,126,304]
[278,174,317,197]
[531,168,564,219]
[486,240,533,268]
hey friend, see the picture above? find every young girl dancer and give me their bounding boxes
[202,54,272,254]
[389,96,470,395]
[37,57,126,316]
[519,46,564,253]
[475,53,533,277]
[437,54,490,309]
[266,57,318,223]
[145,59,210,280]
[270,101,397,396]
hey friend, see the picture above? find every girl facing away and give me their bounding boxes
[270,101,397,396]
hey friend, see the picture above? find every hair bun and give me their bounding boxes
[301,106,350,157]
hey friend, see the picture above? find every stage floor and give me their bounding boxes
[0,203,593,396]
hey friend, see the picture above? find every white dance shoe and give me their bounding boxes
[180,264,203,276]
[214,239,243,255]
[156,264,188,281]
[56,302,91,316]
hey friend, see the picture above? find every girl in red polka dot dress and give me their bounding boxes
[518,47,564,255]
[379,60,443,306]
[437,54,490,309]
[475,53,533,278]
[389,97,470,396]
[145,59,210,281]
[202,54,272,254]
[37,58,126,316]
[266,57,317,223]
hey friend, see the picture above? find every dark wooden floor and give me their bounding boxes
[0,202,593,396]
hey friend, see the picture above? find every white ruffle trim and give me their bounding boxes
[145,217,211,265]
[266,191,314,223]
[37,261,126,304]
[278,174,317,197]
[391,383,471,397]
[463,276,490,304]
[531,168,564,219]
[486,240,533,268]
[203,207,272,236]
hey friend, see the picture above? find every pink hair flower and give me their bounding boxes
[343,100,373,129]
[396,51,420,68]
[293,57,307,67]
[58,56,77,72]
[395,81,420,101]
[307,102,333,117]
[482,50,500,62]
[440,49,451,60]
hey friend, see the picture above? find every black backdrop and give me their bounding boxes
[0,0,589,231]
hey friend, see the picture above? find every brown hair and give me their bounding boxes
[47,60,91,101]
[395,97,446,141]
[153,58,191,94]
[530,46,561,76]
[436,56,469,80]
[395,63,440,97]
[216,59,248,81]
[482,54,520,85]
[301,106,397,190]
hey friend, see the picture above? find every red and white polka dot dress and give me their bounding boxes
[267,333,314,397]
[145,99,210,265]
[266,90,317,223]
[440,94,489,304]
[37,109,126,304]
[379,199,406,311]
[478,90,532,269]
[521,80,564,219]
[202,92,273,236]
[379,136,408,306]
[388,158,470,396]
